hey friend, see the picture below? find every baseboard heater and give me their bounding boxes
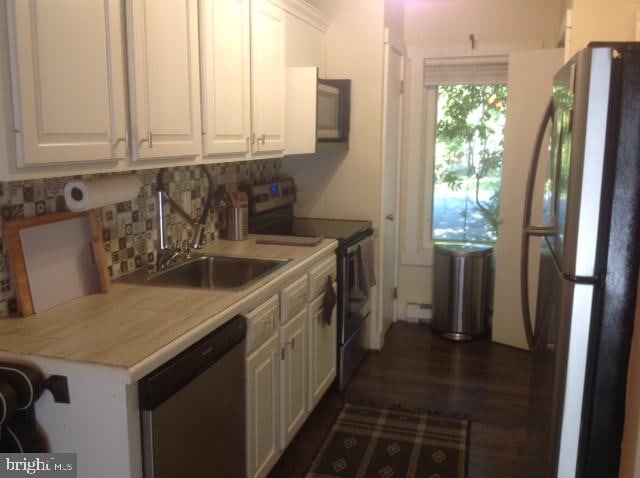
[406,303,432,324]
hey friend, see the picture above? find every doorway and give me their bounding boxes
[379,28,404,347]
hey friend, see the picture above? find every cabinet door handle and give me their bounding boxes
[112,131,129,147]
[291,337,295,350]
[281,347,285,360]
[257,134,266,145]
[140,132,153,148]
[251,132,256,145]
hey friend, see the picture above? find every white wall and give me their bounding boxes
[384,0,404,37]
[282,0,386,347]
[404,0,563,49]
[285,9,327,77]
[397,0,563,320]
[569,0,638,56]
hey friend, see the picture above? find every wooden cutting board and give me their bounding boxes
[4,211,110,317]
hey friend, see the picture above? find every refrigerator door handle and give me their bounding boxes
[520,99,555,351]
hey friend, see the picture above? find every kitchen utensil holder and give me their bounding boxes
[226,206,248,241]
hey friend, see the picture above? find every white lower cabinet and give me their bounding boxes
[245,258,337,478]
[309,289,337,409]
[280,308,308,448]
[246,332,280,478]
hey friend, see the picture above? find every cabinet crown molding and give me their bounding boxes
[269,0,330,32]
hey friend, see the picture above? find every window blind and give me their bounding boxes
[423,60,508,86]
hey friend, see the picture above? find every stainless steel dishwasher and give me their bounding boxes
[139,315,246,478]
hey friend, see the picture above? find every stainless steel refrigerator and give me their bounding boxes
[520,43,640,477]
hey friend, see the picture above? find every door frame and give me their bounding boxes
[377,27,405,349]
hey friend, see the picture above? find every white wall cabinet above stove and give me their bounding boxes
[251,0,287,154]
[199,0,287,159]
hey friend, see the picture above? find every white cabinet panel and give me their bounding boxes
[251,0,286,154]
[246,332,280,478]
[281,308,307,448]
[200,0,251,157]
[309,288,337,408]
[7,0,128,165]
[127,0,201,160]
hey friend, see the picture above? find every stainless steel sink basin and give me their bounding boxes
[120,255,291,290]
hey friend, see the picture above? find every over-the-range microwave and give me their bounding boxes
[317,79,351,145]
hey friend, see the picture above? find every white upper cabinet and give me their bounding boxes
[199,0,251,157]
[251,0,286,154]
[126,0,202,160]
[6,0,128,166]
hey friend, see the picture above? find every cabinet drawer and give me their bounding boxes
[308,256,337,300]
[246,295,279,354]
[281,276,308,324]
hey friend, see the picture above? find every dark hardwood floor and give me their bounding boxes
[268,322,533,478]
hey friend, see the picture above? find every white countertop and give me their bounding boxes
[0,236,337,383]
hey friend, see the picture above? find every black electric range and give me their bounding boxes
[247,178,373,390]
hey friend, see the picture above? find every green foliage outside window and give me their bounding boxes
[432,84,508,242]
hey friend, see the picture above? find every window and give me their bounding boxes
[424,62,508,243]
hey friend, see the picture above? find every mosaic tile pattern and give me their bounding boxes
[0,159,281,316]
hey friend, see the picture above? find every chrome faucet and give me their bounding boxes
[155,166,215,270]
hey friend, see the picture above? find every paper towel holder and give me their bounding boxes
[63,174,142,212]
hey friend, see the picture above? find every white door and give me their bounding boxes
[380,33,404,344]
[280,308,307,448]
[199,0,251,157]
[309,291,337,408]
[7,0,128,165]
[246,333,280,478]
[492,49,564,350]
[251,0,286,154]
[127,0,202,160]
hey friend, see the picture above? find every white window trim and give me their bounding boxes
[402,41,542,268]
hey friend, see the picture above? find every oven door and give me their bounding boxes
[341,238,372,344]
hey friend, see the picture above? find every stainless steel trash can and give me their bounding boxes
[433,243,494,341]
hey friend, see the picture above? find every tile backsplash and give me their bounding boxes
[0,159,282,316]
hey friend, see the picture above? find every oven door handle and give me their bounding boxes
[346,244,360,255]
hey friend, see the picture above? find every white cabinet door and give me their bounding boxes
[199,0,251,157]
[280,308,307,448]
[251,0,286,154]
[126,0,202,160]
[309,290,337,408]
[246,332,280,478]
[7,0,128,165]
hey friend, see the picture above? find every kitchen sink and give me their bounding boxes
[120,255,291,290]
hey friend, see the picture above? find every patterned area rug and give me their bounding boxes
[307,403,470,478]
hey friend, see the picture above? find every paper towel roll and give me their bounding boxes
[64,175,142,211]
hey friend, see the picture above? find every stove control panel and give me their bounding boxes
[249,177,296,214]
